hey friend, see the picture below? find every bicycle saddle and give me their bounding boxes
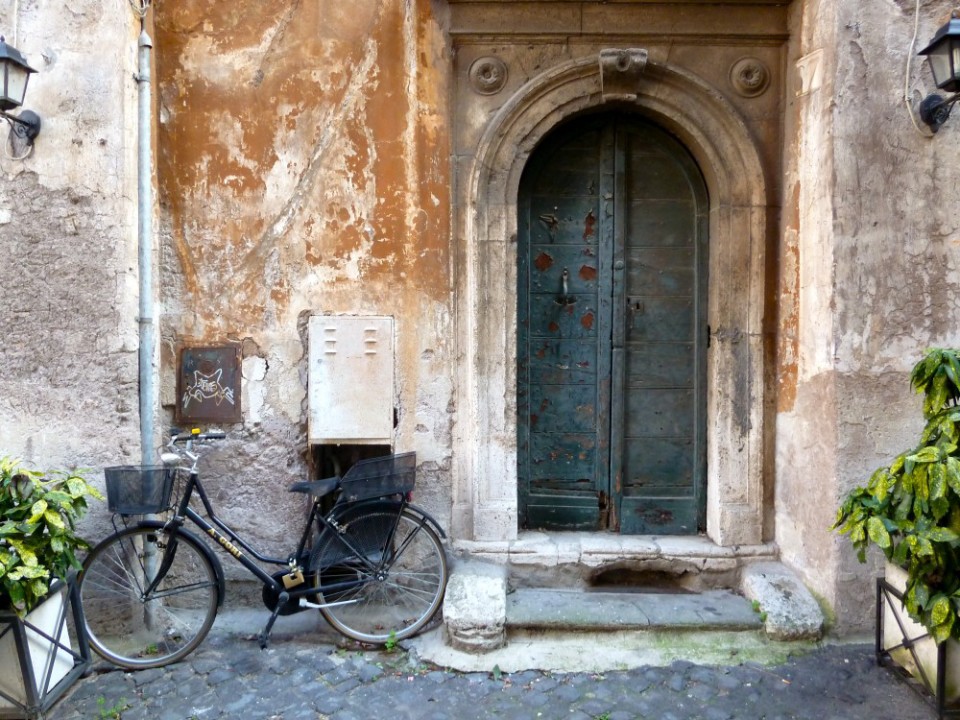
[288,476,340,498]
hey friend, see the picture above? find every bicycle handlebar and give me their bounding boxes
[161,428,225,471]
[169,428,227,443]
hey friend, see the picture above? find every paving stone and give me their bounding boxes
[315,694,344,715]
[667,673,686,691]
[356,662,384,683]
[205,667,235,685]
[128,667,165,686]
[175,675,210,699]
[191,656,225,674]
[223,691,259,714]
[119,705,154,720]
[43,631,940,720]
[704,707,735,720]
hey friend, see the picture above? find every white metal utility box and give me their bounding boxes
[307,316,394,445]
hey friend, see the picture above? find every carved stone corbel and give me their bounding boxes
[599,48,649,101]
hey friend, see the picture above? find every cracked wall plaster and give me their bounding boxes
[154,0,453,555]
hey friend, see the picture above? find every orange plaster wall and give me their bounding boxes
[155,0,451,339]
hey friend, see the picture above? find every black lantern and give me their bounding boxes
[920,18,960,92]
[0,35,40,149]
[918,18,960,132]
[0,36,35,111]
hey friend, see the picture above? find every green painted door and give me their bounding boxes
[517,114,707,534]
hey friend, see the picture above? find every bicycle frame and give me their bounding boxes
[150,466,411,609]
[81,433,449,665]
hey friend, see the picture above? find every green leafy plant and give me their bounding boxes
[834,348,960,643]
[96,696,130,720]
[0,457,102,616]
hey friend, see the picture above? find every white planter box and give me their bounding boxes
[881,562,960,706]
[0,580,83,718]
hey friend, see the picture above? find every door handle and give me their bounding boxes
[555,268,577,306]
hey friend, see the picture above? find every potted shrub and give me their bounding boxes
[834,348,960,708]
[0,456,101,718]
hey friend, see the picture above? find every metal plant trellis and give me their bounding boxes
[0,575,90,720]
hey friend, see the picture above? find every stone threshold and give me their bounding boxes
[452,531,780,591]
[440,534,824,663]
[455,531,779,560]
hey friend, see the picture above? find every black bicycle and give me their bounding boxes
[77,429,449,669]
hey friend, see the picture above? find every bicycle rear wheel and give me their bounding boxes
[79,525,220,669]
[311,508,448,644]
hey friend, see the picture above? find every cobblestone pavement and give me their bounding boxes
[46,630,939,720]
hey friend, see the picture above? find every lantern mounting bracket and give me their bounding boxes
[0,109,40,141]
[919,92,960,133]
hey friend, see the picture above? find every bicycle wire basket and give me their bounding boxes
[104,465,177,515]
[337,452,416,504]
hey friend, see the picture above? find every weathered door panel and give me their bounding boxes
[616,122,706,535]
[519,115,705,535]
[517,122,611,530]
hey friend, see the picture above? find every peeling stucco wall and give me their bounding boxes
[4,0,960,637]
[153,0,453,558]
[777,0,960,634]
[0,0,141,544]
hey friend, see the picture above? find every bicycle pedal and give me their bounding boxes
[282,570,304,588]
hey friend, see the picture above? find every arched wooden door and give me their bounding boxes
[517,114,708,534]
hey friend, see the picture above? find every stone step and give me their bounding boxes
[506,587,763,632]
[413,573,821,673]
[433,558,824,669]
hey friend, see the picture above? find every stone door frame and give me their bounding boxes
[452,51,769,547]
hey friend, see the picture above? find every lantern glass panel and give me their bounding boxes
[952,43,960,89]
[0,60,28,111]
[921,20,960,93]
[5,63,28,106]
[928,46,952,89]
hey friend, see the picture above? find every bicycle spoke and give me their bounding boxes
[312,509,448,643]
[80,526,219,669]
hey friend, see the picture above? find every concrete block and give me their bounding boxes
[443,562,508,653]
[741,562,824,641]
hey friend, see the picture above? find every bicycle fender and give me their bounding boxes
[331,499,447,539]
[135,520,227,607]
[404,503,447,539]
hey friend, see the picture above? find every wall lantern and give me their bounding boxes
[0,36,40,148]
[918,17,960,132]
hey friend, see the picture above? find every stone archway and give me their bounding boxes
[452,50,769,547]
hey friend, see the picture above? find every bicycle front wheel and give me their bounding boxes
[79,525,220,669]
[311,508,448,644]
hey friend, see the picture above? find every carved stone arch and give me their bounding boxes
[454,52,769,547]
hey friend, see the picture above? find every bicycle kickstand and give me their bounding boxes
[258,591,289,649]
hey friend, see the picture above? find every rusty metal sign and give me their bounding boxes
[176,345,241,424]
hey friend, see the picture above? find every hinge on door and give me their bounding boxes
[707,323,711,348]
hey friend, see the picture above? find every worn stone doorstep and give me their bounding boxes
[427,551,826,671]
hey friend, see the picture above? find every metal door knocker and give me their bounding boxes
[555,268,577,305]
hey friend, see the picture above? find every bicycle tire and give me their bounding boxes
[79,525,220,669]
[310,507,448,644]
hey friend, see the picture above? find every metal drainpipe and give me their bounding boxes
[136,24,159,623]
[137,26,155,471]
